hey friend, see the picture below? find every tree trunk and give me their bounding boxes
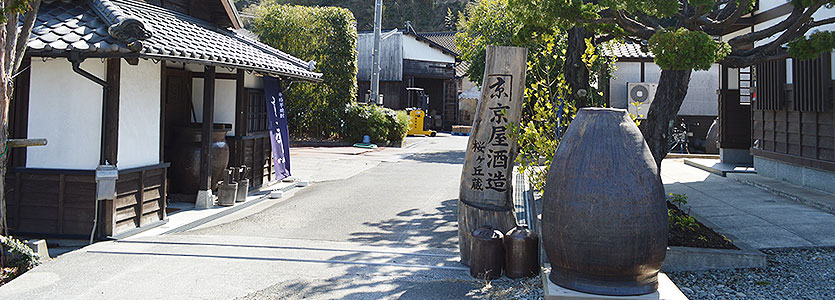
[565,26,591,108]
[643,69,692,170]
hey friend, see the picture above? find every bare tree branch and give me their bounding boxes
[702,0,752,32]
[4,12,19,78]
[13,0,40,74]
[595,34,617,44]
[605,10,656,40]
[727,4,805,48]
[811,16,835,27]
[722,48,790,68]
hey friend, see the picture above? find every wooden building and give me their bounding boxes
[5,0,321,239]
[357,27,458,130]
[721,1,835,193]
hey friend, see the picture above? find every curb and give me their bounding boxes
[727,173,835,215]
[663,209,767,272]
[521,171,767,272]
[160,183,302,235]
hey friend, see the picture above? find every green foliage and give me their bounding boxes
[455,0,520,86]
[457,0,613,191]
[342,104,409,145]
[252,4,358,139]
[668,193,700,231]
[0,236,40,280]
[648,28,730,71]
[390,110,410,144]
[602,0,679,18]
[243,0,468,31]
[788,31,835,61]
[0,0,34,23]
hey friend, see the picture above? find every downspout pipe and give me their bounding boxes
[69,53,110,244]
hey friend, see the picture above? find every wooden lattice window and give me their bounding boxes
[247,89,268,133]
[755,58,786,110]
[792,52,832,112]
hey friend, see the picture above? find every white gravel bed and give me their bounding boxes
[668,247,835,300]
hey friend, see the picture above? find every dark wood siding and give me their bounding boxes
[403,59,456,79]
[793,53,832,112]
[752,53,835,169]
[5,164,168,238]
[228,134,275,189]
[755,58,785,110]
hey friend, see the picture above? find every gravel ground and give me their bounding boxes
[472,274,544,300]
[669,247,835,300]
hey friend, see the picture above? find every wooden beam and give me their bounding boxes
[11,57,31,168]
[235,69,247,136]
[160,61,166,162]
[8,139,47,147]
[105,58,121,165]
[199,66,216,191]
[192,72,237,80]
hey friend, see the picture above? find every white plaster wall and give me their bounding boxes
[118,59,161,169]
[610,62,642,109]
[192,78,237,136]
[27,59,104,169]
[644,63,662,82]
[402,35,455,63]
[245,72,264,89]
[756,0,786,12]
[681,65,720,116]
[610,62,718,116]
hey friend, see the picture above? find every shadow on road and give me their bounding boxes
[348,199,459,249]
[231,199,476,299]
[403,151,466,165]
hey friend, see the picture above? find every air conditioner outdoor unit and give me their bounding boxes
[627,82,658,119]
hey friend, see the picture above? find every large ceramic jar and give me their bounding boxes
[542,108,667,296]
[169,124,231,195]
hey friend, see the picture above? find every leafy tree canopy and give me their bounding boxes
[509,0,835,68]
[239,0,468,31]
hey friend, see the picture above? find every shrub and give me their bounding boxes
[0,236,40,283]
[388,110,410,144]
[252,3,358,139]
[342,104,409,146]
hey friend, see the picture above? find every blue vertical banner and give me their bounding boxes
[264,76,291,180]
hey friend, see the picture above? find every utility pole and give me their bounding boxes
[370,0,383,105]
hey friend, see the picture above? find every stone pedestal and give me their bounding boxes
[543,267,688,300]
[195,189,214,209]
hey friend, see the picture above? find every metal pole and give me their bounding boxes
[370,0,383,105]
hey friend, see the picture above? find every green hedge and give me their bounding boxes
[252,3,358,139]
[342,104,409,145]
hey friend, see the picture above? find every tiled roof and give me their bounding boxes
[419,32,458,56]
[27,0,321,81]
[455,60,470,78]
[603,42,653,59]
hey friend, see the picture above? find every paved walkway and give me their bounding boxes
[661,159,835,249]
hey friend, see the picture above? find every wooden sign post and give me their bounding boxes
[459,46,527,265]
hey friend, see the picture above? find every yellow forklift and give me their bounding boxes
[406,87,437,137]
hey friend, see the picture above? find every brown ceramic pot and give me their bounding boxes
[542,108,667,296]
[169,124,231,194]
[504,225,539,279]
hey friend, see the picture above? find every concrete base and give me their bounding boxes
[753,156,835,195]
[25,239,50,262]
[543,268,687,300]
[719,148,753,165]
[195,190,215,209]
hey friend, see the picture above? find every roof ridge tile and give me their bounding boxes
[87,0,151,48]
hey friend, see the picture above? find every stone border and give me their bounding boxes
[662,210,766,272]
[727,173,835,215]
[520,170,767,272]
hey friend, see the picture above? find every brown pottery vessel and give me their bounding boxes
[542,108,667,296]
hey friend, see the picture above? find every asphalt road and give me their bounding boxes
[0,135,488,300]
